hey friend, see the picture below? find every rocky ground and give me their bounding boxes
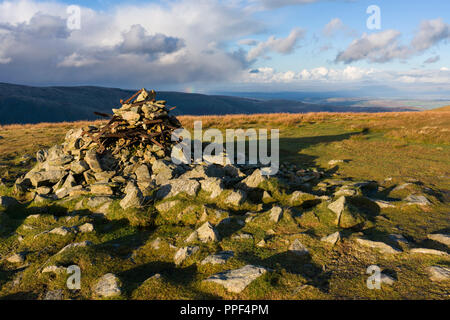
[0,111,449,300]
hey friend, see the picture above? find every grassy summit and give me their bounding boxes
[0,111,449,300]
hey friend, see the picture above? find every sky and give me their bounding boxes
[0,0,449,97]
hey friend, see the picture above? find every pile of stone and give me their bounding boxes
[15,89,186,207]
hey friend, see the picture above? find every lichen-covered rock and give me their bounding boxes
[200,177,225,198]
[174,246,200,265]
[269,206,283,222]
[427,233,450,247]
[186,222,219,243]
[204,265,267,293]
[321,232,341,245]
[289,239,309,256]
[156,179,200,200]
[225,190,247,206]
[201,251,234,265]
[120,182,144,209]
[427,266,450,282]
[94,273,121,298]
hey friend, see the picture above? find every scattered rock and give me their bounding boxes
[380,273,396,285]
[94,273,121,298]
[241,169,267,189]
[57,240,92,254]
[321,232,341,245]
[174,246,200,265]
[201,251,234,265]
[328,160,344,166]
[289,239,309,256]
[6,252,25,264]
[225,190,247,206]
[42,265,65,274]
[156,179,200,200]
[43,290,64,300]
[50,226,72,236]
[87,196,112,209]
[186,222,219,243]
[269,206,283,222]
[389,234,409,245]
[200,177,225,198]
[356,238,401,254]
[120,182,144,209]
[155,200,179,213]
[427,233,450,247]
[426,266,450,282]
[79,223,94,233]
[204,265,267,293]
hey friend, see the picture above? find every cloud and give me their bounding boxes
[247,28,305,60]
[322,18,356,38]
[336,18,450,64]
[424,55,440,64]
[254,0,319,9]
[411,18,450,52]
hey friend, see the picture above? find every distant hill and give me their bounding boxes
[0,83,418,124]
[430,105,450,112]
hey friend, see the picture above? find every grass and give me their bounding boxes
[0,111,449,300]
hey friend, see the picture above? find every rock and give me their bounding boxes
[6,253,25,264]
[356,238,401,254]
[42,265,65,274]
[135,164,151,182]
[57,240,92,254]
[427,233,450,247]
[321,232,341,245]
[232,233,253,240]
[94,273,122,298]
[204,265,267,293]
[50,226,72,236]
[327,196,368,229]
[256,239,266,247]
[405,195,431,206]
[36,186,52,195]
[289,239,309,256]
[44,290,64,300]
[36,149,49,163]
[371,199,395,208]
[150,238,161,250]
[79,223,94,233]
[84,149,104,173]
[426,266,450,282]
[241,169,267,189]
[389,234,409,245]
[87,196,112,208]
[328,160,344,166]
[410,248,448,256]
[200,177,225,198]
[70,160,89,175]
[90,184,114,196]
[262,191,274,202]
[152,160,173,175]
[28,170,66,187]
[225,190,247,206]
[122,111,141,123]
[156,179,200,200]
[269,206,283,222]
[186,222,219,243]
[46,145,73,166]
[120,182,144,209]
[201,251,234,265]
[289,191,317,205]
[380,273,396,285]
[0,196,18,209]
[155,200,179,213]
[174,246,200,265]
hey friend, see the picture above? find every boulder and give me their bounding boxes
[321,232,341,245]
[327,196,372,229]
[356,238,400,254]
[28,170,67,187]
[225,190,247,206]
[84,149,104,173]
[186,222,219,243]
[200,177,225,198]
[269,206,283,222]
[241,169,267,189]
[156,179,200,200]
[204,265,267,293]
[155,200,180,213]
[289,239,309,256]
[405,195,431,206]
[427,234,450,247]
[426,266,450,282]
[410,248,448,256]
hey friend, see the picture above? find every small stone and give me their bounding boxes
[405,195,431,206]
[186,222,219,243]
[135,164,151,182]
[44,290,64,300]
[389,234,409,245]
[150,238,161,250]
[70,160,89,175]
[42,265,65,274]
[256,239,266,247]
[204,265,267,293]
[321,232,341,245]
[289,239,309,256]
[426,266,450,282]
[328,160,344,166]
[241,169,267,189]
[94,273,121,298]
[380,273,396,285]
[201,251,234,265]
[57,240,92,254]
[50,226,72,236]
[90,184,114,196]
[174,246,200,265]
[269,206,283,222]
[87,196,112,208]
[156,179,200,200]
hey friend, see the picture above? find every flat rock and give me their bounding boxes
[201,251,234,265]
[94,273,121,298]
[405,194,431,206]
[42,265,65,274]
[28,170,67,187]
[200,177,225,198]
[6,253,25,264]
[204,265,267,293]
[410,248,448,256]
[427,233,450,247]
[87,196,112,209]
[356,238,401,254]
[156,179,200,200]
[426,266,450,282]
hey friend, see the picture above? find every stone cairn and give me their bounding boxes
[16,89,190,208]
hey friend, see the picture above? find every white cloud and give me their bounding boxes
[424,55,440,64]
[247,28,305,60]
[411,18,450,52]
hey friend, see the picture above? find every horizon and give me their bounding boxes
[0,0,449,100]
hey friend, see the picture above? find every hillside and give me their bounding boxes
[0,111,449,300]
[0,83,418,124]
[431,106,450,112]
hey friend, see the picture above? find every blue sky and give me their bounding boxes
[0,0,449,97]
